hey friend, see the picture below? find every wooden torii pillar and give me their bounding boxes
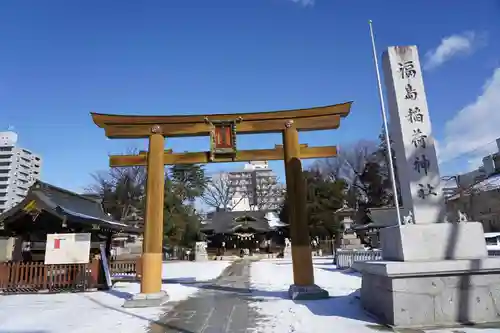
[91,102,352,305]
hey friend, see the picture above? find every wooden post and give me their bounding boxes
[141,129,165,294]
[283,122,314,286]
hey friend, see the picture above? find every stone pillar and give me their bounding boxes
[379,46,486,261]
[354,45,500,327]
[124,125,168,308]
[283,121,328,300]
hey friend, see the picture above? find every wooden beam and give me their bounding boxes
[91,102,352,127]
[139,149,171,155]
[275,144,308,149]
[104,115,341,139]
[109,146,337,167]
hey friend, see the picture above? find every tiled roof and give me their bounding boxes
[201,210,272,234]
[0,181,141,234]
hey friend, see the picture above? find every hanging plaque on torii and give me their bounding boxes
[205,116,242,161]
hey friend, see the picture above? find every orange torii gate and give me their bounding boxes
[91,102,352,306]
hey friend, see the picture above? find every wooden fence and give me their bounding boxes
[0,260,101,293]
[109,258,141,280]
[0,257,143,294]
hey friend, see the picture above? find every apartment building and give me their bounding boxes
[228,161,283,211]
[0,132,42,213]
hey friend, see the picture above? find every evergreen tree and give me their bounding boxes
[169,164,207,203]
[279,168,346,237]
[88,159,208,248]
[164,164,207,246]
[373,128,402,207]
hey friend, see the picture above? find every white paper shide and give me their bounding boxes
[383,46,445,224]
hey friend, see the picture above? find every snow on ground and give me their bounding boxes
[0,260,231,333]
[249,258,500,333]
[250,257,376,333]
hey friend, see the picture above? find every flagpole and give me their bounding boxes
[368,20,402,226]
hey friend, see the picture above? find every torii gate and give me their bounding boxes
[91,102,352,306]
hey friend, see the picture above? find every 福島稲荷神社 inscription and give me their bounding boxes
[383,46,444,224]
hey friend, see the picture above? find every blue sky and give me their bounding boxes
[1,0,499,192]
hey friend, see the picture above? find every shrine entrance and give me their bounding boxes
[91,102,352,302]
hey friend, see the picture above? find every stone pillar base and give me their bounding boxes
[380,222,487,261]
[122,290,169,308]
[195,254,208,261]
[353,258,500,328]
[288,284,329,300]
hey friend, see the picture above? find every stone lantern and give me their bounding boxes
[335,204,363,250]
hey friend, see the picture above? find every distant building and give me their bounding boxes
[227,161,283,211]
[445,138,500,232]
[446,174,500,232]
[0,132,41,213]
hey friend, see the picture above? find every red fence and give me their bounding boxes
[0,260,101,293]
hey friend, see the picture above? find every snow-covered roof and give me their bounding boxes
[472,173,500,191]
[447,173,500,200]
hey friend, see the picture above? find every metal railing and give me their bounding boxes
[335,249,382,269]
[335,249,500,270]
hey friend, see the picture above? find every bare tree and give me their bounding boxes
[317,140,377,181]
[314,140,378,207]
[201,172,245,211]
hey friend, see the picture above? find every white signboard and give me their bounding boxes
[383,45,445,224]
[44,233,91,264]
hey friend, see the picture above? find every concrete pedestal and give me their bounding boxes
[380,222,488,261]
[288,284,329,300]
[354,258,500,327]
[340,232,365,250]
[123,291,169,308]
[195,241,208,261]
[356,222,500,328]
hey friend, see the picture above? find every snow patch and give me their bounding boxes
[0,260,231,333]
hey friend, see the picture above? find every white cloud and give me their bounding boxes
[424,31,481,70]
[439,68,500,168]
[289,0,314,6]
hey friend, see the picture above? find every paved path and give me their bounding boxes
[148,259,260,333]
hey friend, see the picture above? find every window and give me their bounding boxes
[486,237,498,246]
